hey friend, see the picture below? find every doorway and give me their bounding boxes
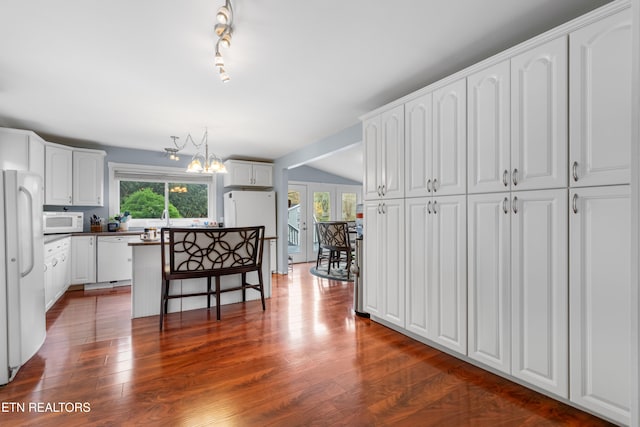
[287,184,308,263]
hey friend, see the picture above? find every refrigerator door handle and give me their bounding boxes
[18,185,35,278]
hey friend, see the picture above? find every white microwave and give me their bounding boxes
[43,211,84,234]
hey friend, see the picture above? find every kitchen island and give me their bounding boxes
[128,236,274,319]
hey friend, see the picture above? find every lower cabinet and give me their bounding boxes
[364,199,404,327]
[44,237,71,311]
[71,235,96,284]
[569,185,631,425]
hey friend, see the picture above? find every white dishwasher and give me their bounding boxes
[97,236,134,283]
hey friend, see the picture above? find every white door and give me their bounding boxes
[287,184,309,264]
[432,78,466,196]
[404,94,433,198]
[569,185,631,425]
[428,195,467,354]
[511,188,568,398]
[364,201,383,316]
[380,105,405,199]
[405,197,432,338]
[511,36,568,191]
[363,116,382,200]
[569,9,632,187]
[467,192,511,373]
[380,199,405,327]
[467,60,511,194]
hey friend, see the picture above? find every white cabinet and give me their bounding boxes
[467,192,511,373]
[45,144,73,205]
[363,105,404,200]
[404,94,433,198]
[511,189,568,397]
[511,37,568,191]
[0,127,46,186]
[73,150,105,206]
[467,60,511,194]
[223,160,273,187]
[44,237,71,310]
[569,185,631,425]
[43,249,55,311]
[432,79,467,196]
[363,199,404,326]
[71,235,96,284]
[569,9,632,187]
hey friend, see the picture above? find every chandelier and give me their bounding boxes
[214,0,234,82]
[164,129,227,174]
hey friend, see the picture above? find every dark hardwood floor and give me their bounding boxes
[1,263,611,426]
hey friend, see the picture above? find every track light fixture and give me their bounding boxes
[214,0,233,82]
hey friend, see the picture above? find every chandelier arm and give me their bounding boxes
[170,136,188,151]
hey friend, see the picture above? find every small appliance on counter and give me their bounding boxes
[43,211,83,234]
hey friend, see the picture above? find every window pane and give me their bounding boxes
[341,193,357,221]
[168,183,208,218]
[313,192,331,222]
[120,181,166,219]
[288,190,302,254]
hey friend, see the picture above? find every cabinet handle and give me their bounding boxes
[433,178,438,193]
[382,203,386,214]
[503,170,509,187]
[512,196,518,214]
[503,197,509,214]
[512,169,519,186]
[427,200,432,214]
[427,179,431,193]
[433,200,438,214]
[572,193,578,214]
[68,195,72,203]
[572,161,578,182]
[377,185,381,197]
[381,184,386,196]
[377,203,381,214]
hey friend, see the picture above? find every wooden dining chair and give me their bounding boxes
[315,221,353,279]
[160,226,265,330]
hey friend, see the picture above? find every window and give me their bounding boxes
[109,163,216,227]
[341,192,357,221]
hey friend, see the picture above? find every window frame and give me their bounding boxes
[108,162,217,228]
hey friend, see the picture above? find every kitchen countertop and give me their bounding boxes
[128,235,277,246]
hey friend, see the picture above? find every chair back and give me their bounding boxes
[316,221,351,251]
[161,226,265,280]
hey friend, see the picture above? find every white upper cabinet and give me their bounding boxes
[73,150,105,206]
[569,9,632,187]
[569,185,631,425]
[467,192,511,374]
[404,94,433,198]
[510,188,568,398]
[467,61,511,194]
[511,36,568,191]
[0,127,45,183]
[432,79,467,196]
[363,105,404,200]
[45,144,73,205]
[223,160,273,188]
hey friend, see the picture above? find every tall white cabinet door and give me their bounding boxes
[405,94,433,198]
[511,189,568,397]
[433,79,466,196]
[468,60,511,194]
[405,197,432,338]
[428,195,467,354]
[511,37,568,191]
[363,201,383,316]
[380,105,405,199]
[569,9,632,187]
[468,192,511,373]
[71,236,96,284]
[363,116,382,200]
[569,185,630,425]
[45,145,73,205]
[73,150,104,206]
[381,199,405,327]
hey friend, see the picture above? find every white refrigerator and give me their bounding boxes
[0,170,46,385]
[223,190,276,237]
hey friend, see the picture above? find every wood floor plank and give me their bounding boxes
[0,264,613,426]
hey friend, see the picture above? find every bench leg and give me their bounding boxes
[207,276,212,308]
[215,276,221,321]
[160,279,170,330]
[241,272,247,302]
[257,269,265,311]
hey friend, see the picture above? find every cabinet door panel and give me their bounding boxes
[405,198,431,337]
[252,164,273,187]
[570,9,632,187]
[569,185,630,425]
[429,195,466,354]
[382,199,405,327]
[363,117,382,200]
[468,193,511,373]
[45,145,73,205]
[381,106,405,199]
[511,37,567,190]
[405,94,433,198]
[433,79,466,196]
[468,61,511,194]
[73,151,104,206]
[363,202,382,315]
[511,189,568,397]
